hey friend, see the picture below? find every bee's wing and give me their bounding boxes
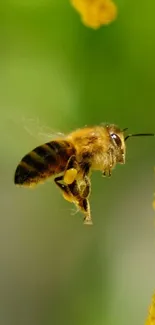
[9,115,65,143]
[21,116,65,142]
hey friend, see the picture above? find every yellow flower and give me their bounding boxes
[71,0,117,29]
[145,294,155,325]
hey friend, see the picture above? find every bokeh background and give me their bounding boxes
[1,1,155,324]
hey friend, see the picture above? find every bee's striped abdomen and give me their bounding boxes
[14,140,76,186]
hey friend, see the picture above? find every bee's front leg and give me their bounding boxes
[102,168,112,177]
[102,150,115,177]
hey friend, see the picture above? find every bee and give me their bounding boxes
[14,124,154,225]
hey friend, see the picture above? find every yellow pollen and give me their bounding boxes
[64,168,78,185]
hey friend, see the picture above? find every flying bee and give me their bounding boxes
[14,124,154,225]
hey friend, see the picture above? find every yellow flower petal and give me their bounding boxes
[71,0,117,29]
[145,294,155,325]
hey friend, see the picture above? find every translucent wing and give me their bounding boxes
[21,116,65,142]
[10,115,65,143]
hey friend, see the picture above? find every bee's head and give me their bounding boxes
[107,124,154,164]
[106,125,126,164]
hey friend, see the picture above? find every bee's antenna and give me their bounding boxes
[122,127,128,132]
[125,133,154,141]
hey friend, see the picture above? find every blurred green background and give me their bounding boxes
[1,0,155,324]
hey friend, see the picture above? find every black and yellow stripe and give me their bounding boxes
[14,140,76,186]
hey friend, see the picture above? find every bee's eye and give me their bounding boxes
[111,133,122,146]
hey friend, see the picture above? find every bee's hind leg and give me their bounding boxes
[55,174,93,225]
[64,155,79,185]
[54,175,73,203]
[77,197,92,225]
[68,179,92,225]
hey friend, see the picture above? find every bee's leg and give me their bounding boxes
[64,155,78,185]
[79,175,91,199]
[76,162,91,198]
[102,169,112,177]
[78,177,92,224]
[102,163,113,177]
[55,176,92,225]
[77,198,92,225]
[68,180,92,225]
[82,162,91,176]
[102,153,113,177]
[54,175,73,203]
